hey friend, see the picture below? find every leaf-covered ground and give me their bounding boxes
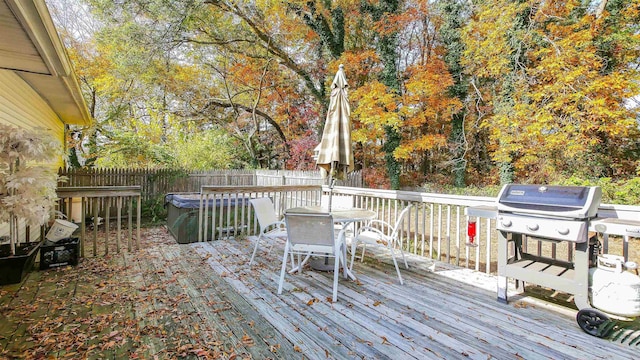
[0,226,265,359]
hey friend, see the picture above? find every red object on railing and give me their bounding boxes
[467,220,477,244]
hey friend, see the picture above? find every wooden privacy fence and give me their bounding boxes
[58,168,363,202]
[56,186,141,258]
[254,169,363,187]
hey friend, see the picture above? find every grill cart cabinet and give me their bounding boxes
[496,228,595,309]
[166,194,248,243]
[494,185,602,310]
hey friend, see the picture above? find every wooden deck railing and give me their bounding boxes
[198,185,323,242]
[332,186,640,273]
[330,186,499,272]
[56,186,142,257]
[195,185,640,275]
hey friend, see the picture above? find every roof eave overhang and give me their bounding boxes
[5,0,92,126]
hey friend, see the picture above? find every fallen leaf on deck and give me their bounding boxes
[242,334,255,346]
[307,298,318,306]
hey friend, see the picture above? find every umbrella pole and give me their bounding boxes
[324,163,336,267]
[328,162,336,212]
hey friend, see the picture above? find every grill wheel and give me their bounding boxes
[577,308,612,337]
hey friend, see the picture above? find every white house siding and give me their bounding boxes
[0,69,64,241]
[0,69,65,145]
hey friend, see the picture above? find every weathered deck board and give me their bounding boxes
[225,246,535,359]
[127,252,167,358]
[210,241,472,359]
[1,227,637,359]
[190,236,638,359]
[196,244,345,359]
[159,245,293,358]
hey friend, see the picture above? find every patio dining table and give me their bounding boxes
[284,206,377,278]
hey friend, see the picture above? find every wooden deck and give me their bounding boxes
[1,227,638,359]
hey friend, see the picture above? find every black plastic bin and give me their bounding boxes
[165,194,249,243]
[40,237,79,269]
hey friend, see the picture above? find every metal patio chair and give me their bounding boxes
[277,212,347,302]
[249,198,291,267]
[349,205,411,285]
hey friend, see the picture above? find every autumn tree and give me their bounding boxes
[49,0,640,188]
[462,0,640,183]
[438,0,471,187]
[49,0,250,169]
[360,0,404,189]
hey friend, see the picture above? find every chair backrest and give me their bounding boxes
[390,205,413,239]
[249,198,279,230]
[321,194,354,210]
[284,213,335,247]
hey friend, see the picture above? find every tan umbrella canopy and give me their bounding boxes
[316,64,353,211]
[316,64,353,182]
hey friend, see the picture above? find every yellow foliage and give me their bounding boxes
[395,134,447,160]
[463,0,640,181]
[351,81,401,129]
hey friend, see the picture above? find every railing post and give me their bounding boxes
[198,194,204,242]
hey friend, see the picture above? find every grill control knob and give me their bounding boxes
[527,224,539,231]
[557,228,570,235]
[500,219,512,228]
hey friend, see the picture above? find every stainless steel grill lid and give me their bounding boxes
[497,184,602,219]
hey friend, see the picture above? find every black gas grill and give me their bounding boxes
[495,184,602,309]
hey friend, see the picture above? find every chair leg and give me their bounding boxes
[332,248,340,302]
[266,241,274,255]
[389,245,404,285]
[349,239,358,272]
[277,242,290,295]
[249,235,262,266]
[360,244,367,263]
[400,247,409,269]
[289,251,296,270]
[298,253,312,270]
[342,244,348,279]
[393,238,408,269]
[290,254,311,274]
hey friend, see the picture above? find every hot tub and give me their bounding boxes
[165,193,248,243]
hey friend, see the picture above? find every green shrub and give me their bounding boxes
[141,195,168,224]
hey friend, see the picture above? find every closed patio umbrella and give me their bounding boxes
[316,64,353,211]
